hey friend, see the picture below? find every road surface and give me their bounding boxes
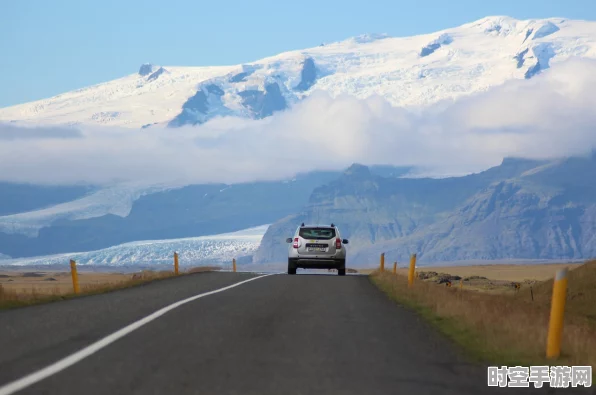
[0,272,588,394]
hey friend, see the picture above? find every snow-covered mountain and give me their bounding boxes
[2,16,596,128]
[2,224,269,267]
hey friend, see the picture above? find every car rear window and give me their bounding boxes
[299,227,336,240]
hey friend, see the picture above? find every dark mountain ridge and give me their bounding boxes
[253,156,596,265]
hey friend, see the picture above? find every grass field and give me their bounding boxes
[0,266,220,309]
[371,260,596,368]
[0,271,132,294]
[359,262,577,281]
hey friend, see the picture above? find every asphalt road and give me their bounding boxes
[0,272,591,394]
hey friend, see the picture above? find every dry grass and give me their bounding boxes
[359,262,577,280]
[371,260,596,368]
[415,263,578,282]
[187,266,222,274]
[0,271,132,295]
[0,265,221,309]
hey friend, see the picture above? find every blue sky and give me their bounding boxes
[1,0,595,107]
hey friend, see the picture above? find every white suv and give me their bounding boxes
[286,223,349,276]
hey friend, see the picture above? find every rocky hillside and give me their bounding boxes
[253,155,596,265]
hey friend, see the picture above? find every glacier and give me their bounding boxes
[1,224,269,267]
[0,182,176,237]
[2,16,596,128]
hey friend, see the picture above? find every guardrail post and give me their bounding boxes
[233,258,237,273]
[69,259,80,294]
[546,268,568,359]
[408,254,416,288]
[174,252,179,275]
[380,253,385,272]
[393,261,397,274]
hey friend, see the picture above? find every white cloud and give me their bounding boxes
[1,58,596,186]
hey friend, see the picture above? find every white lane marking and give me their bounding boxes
[0,274,276,395]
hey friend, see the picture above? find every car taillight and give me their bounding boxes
[293,237,299,248]
[335,238,341,249]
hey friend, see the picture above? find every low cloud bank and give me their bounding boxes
[1,58,596,186]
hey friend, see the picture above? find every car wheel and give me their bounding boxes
[338,268,346,276]
[337,259,346,276]
[288,259,297,275]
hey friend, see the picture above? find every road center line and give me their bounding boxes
[0,273,277,395]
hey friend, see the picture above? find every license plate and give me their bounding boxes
[307,247,326,252]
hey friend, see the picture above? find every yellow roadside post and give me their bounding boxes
[392,261,397,274]
[408,254,416,288]
[380,253,385,272]
[174,252,179,275]
[233,258,237,273]
[69,259,80,294]
[546,268,568,359]
[460,279,463,290]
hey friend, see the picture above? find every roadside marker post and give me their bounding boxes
[233,258,237,273]
[459,279,463,290]
[174,252,179,275]
[393,262,397,274]
[380,253,385,272]
[69,259,80,294]
[546,268,568,359]
[408,254,416,288]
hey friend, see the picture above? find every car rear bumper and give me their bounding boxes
[294,258,344,269]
